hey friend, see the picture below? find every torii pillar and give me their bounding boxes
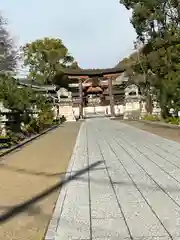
[108,76,115,118]
[79,78,83,119]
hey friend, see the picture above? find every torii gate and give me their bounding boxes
[61,67,125,119]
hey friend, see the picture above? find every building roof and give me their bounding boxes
[87,86,103,93]
[61,67,125,77]
[17,80,58,92]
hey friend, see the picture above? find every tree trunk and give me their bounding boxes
[159,87,170,119]
[161,105,170,119]
[8,112,22,133]
[145,94,153,114]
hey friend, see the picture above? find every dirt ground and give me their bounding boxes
[123,120,180,143]
[0,122,81,240]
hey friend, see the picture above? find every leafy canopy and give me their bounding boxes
[119,0,180,116]
[22,37,75,85]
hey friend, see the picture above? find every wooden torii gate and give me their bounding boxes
[61,67,125,119]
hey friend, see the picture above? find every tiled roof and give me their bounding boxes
[17,80,57,91]
[61,67,125,76]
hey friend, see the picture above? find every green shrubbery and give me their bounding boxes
[0,131,25,149]
[0,14,68,151]
[142,114,180,125]
[0,135,11,148]
[0,114,59,150]
[165,117,180,125]
[0,78,62,149]
[142,115,161,122]
[0,110,67,150]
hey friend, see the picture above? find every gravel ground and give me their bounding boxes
[122,120,180,143]
[0,122,81,240]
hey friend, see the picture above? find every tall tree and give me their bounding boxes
[0,74,33,113]
[22,37,75,84]
[0,14,17,72]
[68,61,80,69]
[120,0,180,117]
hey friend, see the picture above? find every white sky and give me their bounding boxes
[1,0,137,72]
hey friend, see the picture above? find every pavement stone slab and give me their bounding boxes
[45,118,180,240]
[92,217,130,239]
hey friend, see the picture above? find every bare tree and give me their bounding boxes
[0,14,17,73]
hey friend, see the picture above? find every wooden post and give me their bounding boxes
[108,77,115,118]
[79,78,83,119]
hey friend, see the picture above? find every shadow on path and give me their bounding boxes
[76,176,180,193]
[0,160,103,224]
[0,164,106,178]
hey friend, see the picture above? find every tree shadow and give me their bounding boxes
[0,204,50,219]
[0,163,106,178]
[76,176,180,193]
[0,160,103,224]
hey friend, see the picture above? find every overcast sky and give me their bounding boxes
[1,0,137,69]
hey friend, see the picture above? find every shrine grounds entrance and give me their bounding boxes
[83,91,109,118]
[83,106,107,119]
[60,67,125,119]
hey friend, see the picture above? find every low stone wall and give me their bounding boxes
[73,105,125,118]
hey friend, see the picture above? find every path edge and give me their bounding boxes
[126,119,180,129]
[0,124,60,159]
[44,122,84,240]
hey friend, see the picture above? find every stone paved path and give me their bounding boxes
[45,118,180,240]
